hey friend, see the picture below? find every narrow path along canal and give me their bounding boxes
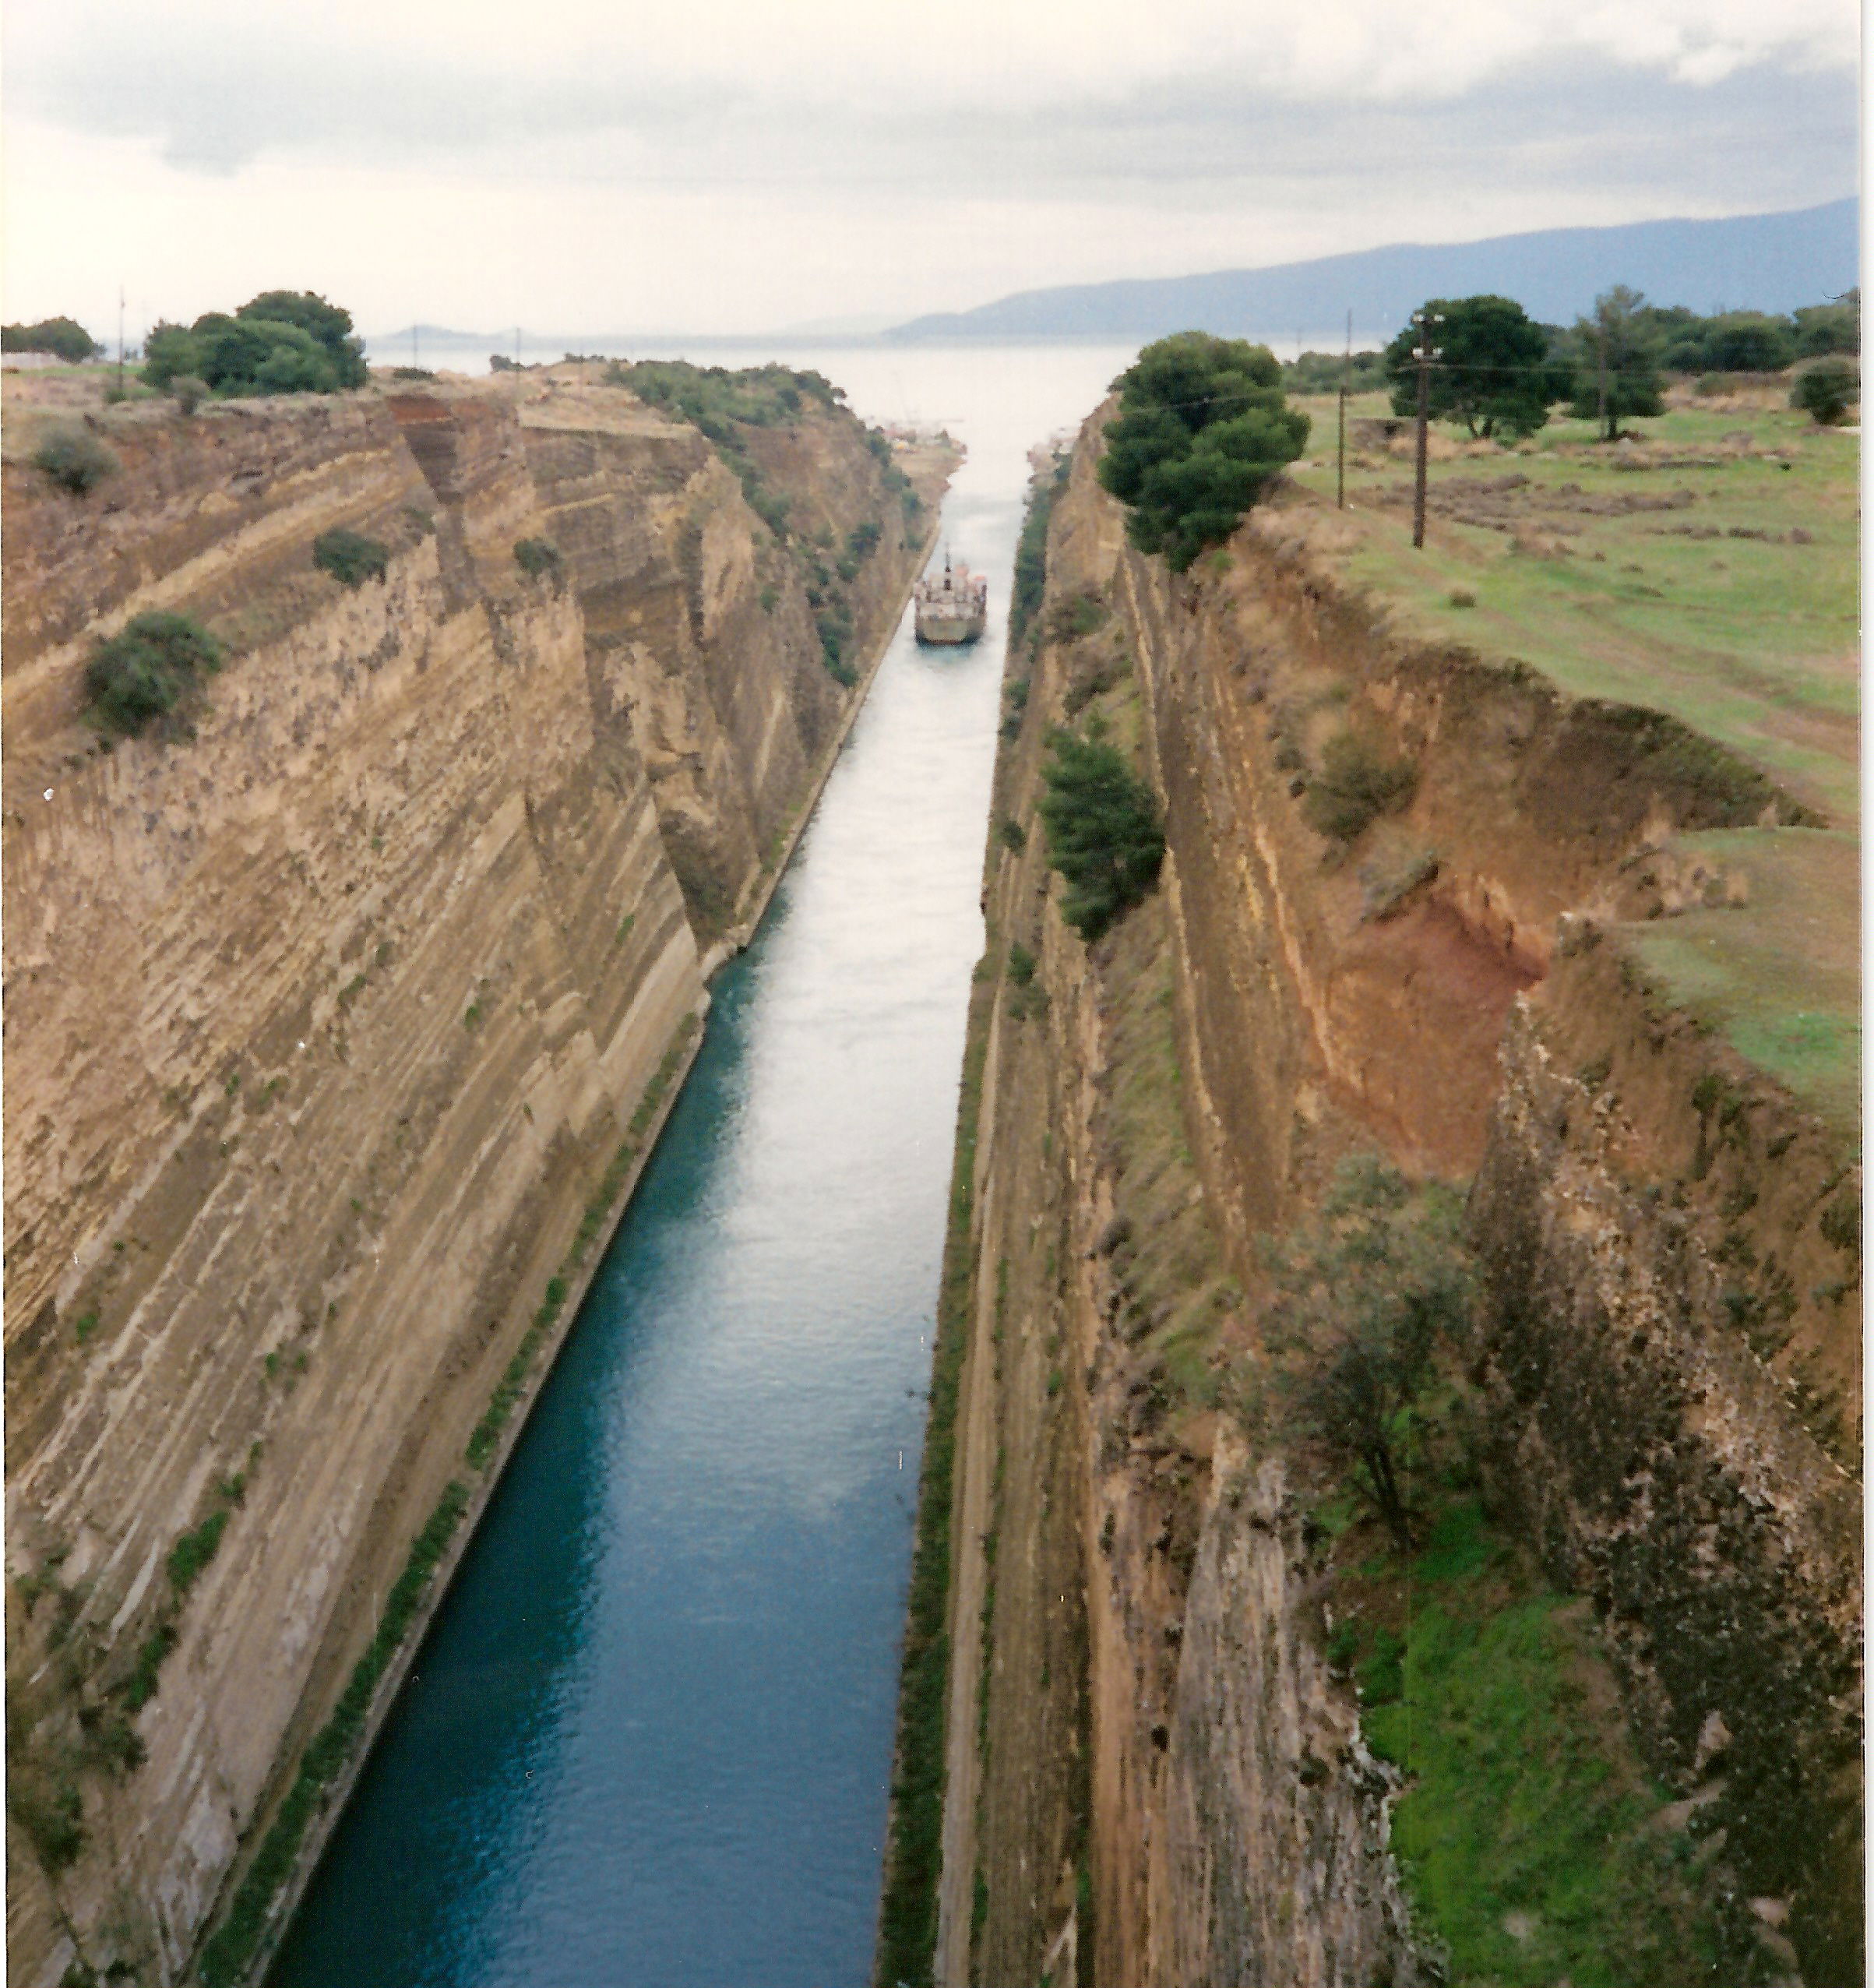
[272,344,1135,1987]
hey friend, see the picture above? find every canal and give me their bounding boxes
[272,344,1134,1987]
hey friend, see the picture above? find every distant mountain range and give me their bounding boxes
[886,199,1859,345]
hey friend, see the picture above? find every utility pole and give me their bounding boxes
[1337,307,1351,510]
[116,285,125,397]
[1596,321,1609,443]
[1411,309,1442,550]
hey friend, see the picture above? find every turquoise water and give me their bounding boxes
[270,345,1134,1987]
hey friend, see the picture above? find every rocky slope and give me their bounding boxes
[900,417,1858,1986]
[4,365,949,1986]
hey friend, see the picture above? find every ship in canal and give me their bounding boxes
[913,549,988,645]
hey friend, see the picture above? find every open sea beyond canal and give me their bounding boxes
[271,344,1136,1986]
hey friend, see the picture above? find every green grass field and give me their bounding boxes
[1282,391,1859,1145]
[1625,828,1860,1145]
[1286,393,1858,824]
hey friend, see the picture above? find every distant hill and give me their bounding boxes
[886,199,1859,344]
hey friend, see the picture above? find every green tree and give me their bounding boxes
[1097,332,1309,570]
[1037,721,1166,941]
[1791,359,1858,426]
[234,291,368,386]
[140,321,205,389]
[1566,286,1664,440]
[1263,1156,1474,1552]
[2,316,101,363]
[1383,294,1554,439]
[139,292,366,397]
[189,314,340,395]
[1662,311,1794,375]
[1793,291,1858,358]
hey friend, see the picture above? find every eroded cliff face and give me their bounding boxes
[4,370,946,1985]
[926,417,1858,1986]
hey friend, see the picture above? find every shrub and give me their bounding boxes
[33,426,117,495]
[1662,311,1794,374]
[1009,454,1069,645]
[1792,360,1858,427]
[1097,332,1309,569]
[9,1778,84,1872]
[2,315,101,363]
[1263,1155,1474,1550]
[168,374,208,415]
[1037,721,1167,941]
[1302,731,1417,842]
[312,527,390,587]
[1045,590,1109,644]
[165,1509,230,1595]
[85,612,224,737]
[817,601,857,683]
[1447,587,1476,608]
[997,817,1027,851]
[1793,292,1858,358]
[513,537,563,580]
[121,1627,178,1713]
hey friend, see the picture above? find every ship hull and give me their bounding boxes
[914,612,986,645]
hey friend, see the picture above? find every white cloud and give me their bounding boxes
[1,0,1856,334]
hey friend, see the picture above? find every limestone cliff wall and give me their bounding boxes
[929,416,1858,1985]
[4,372,946,1985]
[517,379,930,941]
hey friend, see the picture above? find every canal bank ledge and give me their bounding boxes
[200,500,951,1987]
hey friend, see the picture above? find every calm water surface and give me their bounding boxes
[273,344,1136,1987]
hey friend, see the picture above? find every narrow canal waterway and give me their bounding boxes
[272,345,1135,1986]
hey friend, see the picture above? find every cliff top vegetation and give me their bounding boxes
[602,358,842,441]
[3,316,103,363]
[1097,332,1310,569]
[142,291,368,400]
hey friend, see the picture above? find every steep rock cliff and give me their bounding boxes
[4,368,948,1985]
[912,414,1857,1986]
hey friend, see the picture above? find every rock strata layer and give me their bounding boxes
[4,367,949,1986]
[913,413,1858,1986]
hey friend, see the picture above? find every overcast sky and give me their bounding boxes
[2,0,1859,340]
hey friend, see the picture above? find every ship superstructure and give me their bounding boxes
[913,549,988,645]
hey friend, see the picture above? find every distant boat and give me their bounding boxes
[914,550,988,646]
